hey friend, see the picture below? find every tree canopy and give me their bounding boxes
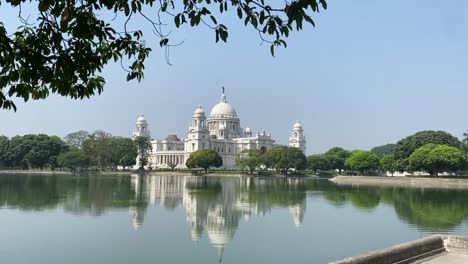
[344,150,380,176]
[307,154,331,173]
[0,0,327,110]
[371,144,396,158]
[64,130,90,149]
[324,147,351,174]
[408,144,466,175]
[380,154,396,176]
[186,149,223,173]
[237,149,263,174]
[394,130,462,160]
[0,134,68,169]
[58,149,90,172]
[134,135,152,170]
[263,146,307,173]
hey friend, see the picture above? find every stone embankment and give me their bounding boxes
[330,176,468,190]
[331,235,468,264]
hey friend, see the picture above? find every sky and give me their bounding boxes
[1,0,468,154]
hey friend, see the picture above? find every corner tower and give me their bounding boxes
[186,106,210,152]
[133,115,150,138]
[289,121,306,153]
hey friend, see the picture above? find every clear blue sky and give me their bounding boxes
[1,0,468,154]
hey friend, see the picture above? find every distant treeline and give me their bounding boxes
[306,130,468,176]
[236,130,468,176]
[1,129,468,176]
[0,130,146,171]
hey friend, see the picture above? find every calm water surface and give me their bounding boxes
[1,174,468,264]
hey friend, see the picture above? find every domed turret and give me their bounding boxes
[137,115,147,124]
[289,120,306,153]
[133,115,150,138]
[293,120,303,130]
[244,127,252,137]
[193,105,205,117]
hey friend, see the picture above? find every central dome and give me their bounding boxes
[210,94,237,118]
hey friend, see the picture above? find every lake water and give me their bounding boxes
[1,174,468,264]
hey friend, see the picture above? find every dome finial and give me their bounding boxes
[220,86,227,103]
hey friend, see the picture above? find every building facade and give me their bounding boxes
[133,92,306,169]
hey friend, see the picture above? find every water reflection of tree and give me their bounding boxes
[0,174,139,215]
[3,174,468,243]
[391,188,468,232]
[311,180,468,232]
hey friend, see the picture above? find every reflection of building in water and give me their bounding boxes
[129,206,146,230]
[290,199,306,227]
[129,175,307,261]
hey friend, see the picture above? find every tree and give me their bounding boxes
[167,160,178,170]
[186,149,222,173]
[25,148,50,170]
[110,137,137,170]
[0,136,10,167]
[324,147,351,174]
[263,146,307,174]
[307,154,331,174]
[371,144,396,158]
[237,149,263,174]
[344,150,380,176]
[64,130,90,149]
[82,130,113,170]
[394,131,462,160]
[120,154,137,171]
[393,158,409,173]
[134,136,152,170]
[408,144,466,176]
[0,0,327,111]
[380,154,396,176]
[58,149,90,172]
[1,134,68,169]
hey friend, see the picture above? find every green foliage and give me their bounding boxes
[0,134,68,169]
[371,144,396,158]
[324,147,351,173]
[237,149,263,174]
[307,154,331,173]
[0,0,327,110]
[409,144,466,175]
[186,149,223,173]
[58,149,90,172]
[0,135,10,167]
[134,136,152,170]
[344,150,380,176]
[263,146,307,174]
[64,130,90,149]
[110,137,137,170]
[82,130,113,170]
[380,154,396,175]
[394,131,462,160]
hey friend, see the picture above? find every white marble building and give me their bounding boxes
[133,92,306,169]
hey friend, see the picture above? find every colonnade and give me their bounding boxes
[155,154,185,166]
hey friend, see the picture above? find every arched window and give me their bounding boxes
[260,146,267,154]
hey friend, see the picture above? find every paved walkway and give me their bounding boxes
[420,253,468,264]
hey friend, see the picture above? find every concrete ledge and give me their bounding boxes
[444,235,468,254]
[330,176,468,190]
[330,235,468,264]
